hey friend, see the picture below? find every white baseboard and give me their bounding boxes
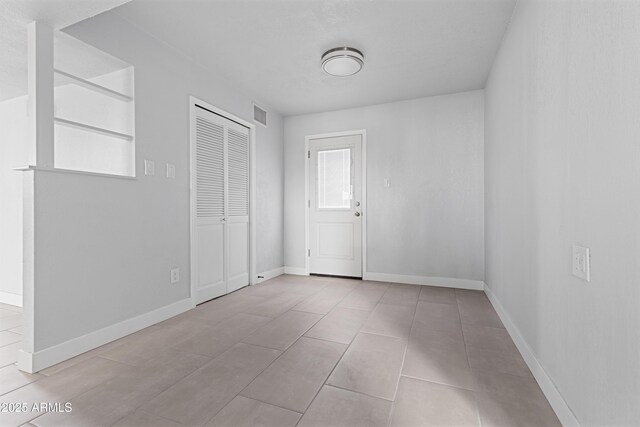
[364,272,484,290]
[483,284,579,427]
[256,267,285,284]
[0,291,22,307]
[17,298,194,374]
[284,266,308,276]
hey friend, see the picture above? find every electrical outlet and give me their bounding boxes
[170,268,180,284]
[572,245,590,282]
[166,163,176,179]
[144,160,155,176]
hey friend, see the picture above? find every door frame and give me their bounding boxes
[189,96,257,305]
[304,129,367,277]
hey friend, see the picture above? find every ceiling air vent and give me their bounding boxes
[253,103,267,127]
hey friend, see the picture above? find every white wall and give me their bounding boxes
[485,0,640,425]
[27,11,284,353]
[256,116,284,274]
[0,96,28,306]
[284,91,484,281]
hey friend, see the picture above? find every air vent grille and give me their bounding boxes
[253,104,267,127]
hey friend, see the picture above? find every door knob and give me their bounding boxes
[354,212,361,217]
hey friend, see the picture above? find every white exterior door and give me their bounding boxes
[309,134,362,277]
[193,105,250,304]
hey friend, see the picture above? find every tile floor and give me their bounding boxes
[0,303,23,371]
[0,276,561,426]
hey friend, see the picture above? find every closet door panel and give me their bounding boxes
[225,123,250,293]
[196,221,225,302]
[194,110,227,303]
[227,220,249,292]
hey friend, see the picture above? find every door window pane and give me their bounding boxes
[317,148,351,209]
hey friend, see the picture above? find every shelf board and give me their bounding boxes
[54,68,133,102]
[54,117,134,141]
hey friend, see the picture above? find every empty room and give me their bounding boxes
[0,0,638,426]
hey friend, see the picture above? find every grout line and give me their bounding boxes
[293,305,373,424]
[302,294,416,425]
[138,409,190,426]
[29,359,135,426]
[106,359,212,426]
[300,343,355,424]
[399,373,476,392]
[235,393,305,416]
[300,334,353,347]
[456,293,484,427]
[461,321,508,331]
[0,338,22,349]
[356,330,409,341]
[322,383,394,403]
[236,340,287,352]
[0,365,43,398]
[386,296,419,427]
[226,296,332,426]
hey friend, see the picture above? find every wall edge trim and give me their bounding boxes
[284,266,308,276]
[364,272,484,290]
[0,291,22,307]
[17,298,194,373]
[256,267,285,283]
[484,283,580,427]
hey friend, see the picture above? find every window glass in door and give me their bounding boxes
[317,148,352,209]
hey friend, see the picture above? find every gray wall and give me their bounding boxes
[31,12,284,351]
[0,96,27,305]
[485,0,640,425]
[256,116,284,274]
[284,91,484,280]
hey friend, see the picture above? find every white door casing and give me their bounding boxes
[191,100,251,304]
[308,134,363,277]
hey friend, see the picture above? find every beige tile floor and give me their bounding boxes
[0,276,561,426]
[0,303,23,371]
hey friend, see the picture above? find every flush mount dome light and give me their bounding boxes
[321,47,364,77]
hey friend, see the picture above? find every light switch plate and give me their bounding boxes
[144,160,155,176]
[166,163,175,179]
[572,245,590,282]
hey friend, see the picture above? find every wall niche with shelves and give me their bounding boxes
[53,31,135,177]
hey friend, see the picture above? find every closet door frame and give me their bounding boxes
[189,96,256,305]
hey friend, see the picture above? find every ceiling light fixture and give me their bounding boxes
[321,47,364,77]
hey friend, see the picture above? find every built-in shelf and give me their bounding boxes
[54,68,133,102]
[54,117,134,141]
[13,165,137,180]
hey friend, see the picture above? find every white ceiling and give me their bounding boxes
[0,0,516,114]
[109,0,517,116]
[0,0,131,101]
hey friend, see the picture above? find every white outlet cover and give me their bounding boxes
[144,160,155,176]
[572,245,590,282]
[166,163,176,179]
[170,268,180,284]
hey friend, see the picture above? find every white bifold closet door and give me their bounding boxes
[194,105,250,304]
